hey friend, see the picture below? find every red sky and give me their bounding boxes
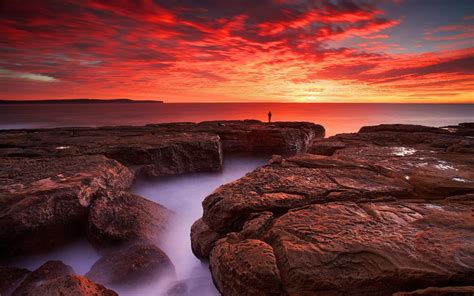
[1,0,473,103]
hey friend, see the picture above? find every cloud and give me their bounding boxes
[0,0,472,102]
[0,68,57,82]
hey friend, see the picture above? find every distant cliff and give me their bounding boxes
[0,99,164,104]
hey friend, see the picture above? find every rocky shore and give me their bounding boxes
[0,120,323,295]
[192,122,474,295]
[1,120,472,295]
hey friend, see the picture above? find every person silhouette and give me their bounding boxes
[268,111,272,123]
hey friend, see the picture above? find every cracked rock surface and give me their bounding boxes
[193,123,474,295]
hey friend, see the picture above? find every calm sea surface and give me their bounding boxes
[0,103,472,136]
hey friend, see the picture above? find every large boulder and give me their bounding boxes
[12,260,74,296]
[29,275,117,296]
[86,242,175,286]
[0,155,133,257]
[0,266,30,296]
[87,191,174,248]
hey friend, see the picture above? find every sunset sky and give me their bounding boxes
[1,0,473,103]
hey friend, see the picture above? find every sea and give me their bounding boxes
[1,103,472,295]
[0,103,472,136]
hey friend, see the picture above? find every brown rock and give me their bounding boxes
[192,123,474,295]
[13,260,74,296]
[191,218,223,259]
[0,266,30,296]
[87,191,174,248]
[86,242,175,286]
[266,201,474,295]
[0,155,133,257]
[393,286,474,295]
[209,239,282,295]
[32,275,117,296]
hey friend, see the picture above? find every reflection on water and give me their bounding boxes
[2,156,267,295]
[1,103,472,136]
[130,155,268,295]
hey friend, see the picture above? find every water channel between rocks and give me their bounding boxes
[6,155,268,295]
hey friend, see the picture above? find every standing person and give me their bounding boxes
[268,111,272,123]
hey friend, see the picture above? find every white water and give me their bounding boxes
[4,155,267,295]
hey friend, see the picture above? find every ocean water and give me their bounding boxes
[0,103,472,136]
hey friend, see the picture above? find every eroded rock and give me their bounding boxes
[193,123,474,295]
[0,266,30,296]
[86,242,175,286]
[12,260,74,296]
[0,155,133,257]
[87,191,174,248]
[31,275,117,296]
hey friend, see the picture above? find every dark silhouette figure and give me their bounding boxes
[268,111,272,123]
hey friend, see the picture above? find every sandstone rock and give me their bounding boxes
[265,201,474,295]
[0,121,323,177]
[31,275,117,296]
[393,286,474,295]
[191,218,223,259]
[0,266,30,296]
[86,242,175,286]
[87,191,174,248]
[209,238,282,295]
[192,123,474,295]
[0,155,133,257]
[12,260,74,296]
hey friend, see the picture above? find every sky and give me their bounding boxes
[0,0,473,103]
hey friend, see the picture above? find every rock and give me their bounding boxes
[165,282,188,296]
[194,121,325,154]
[209,239,282,295]
[192,123,474,295]
[0,266,30,296]
[265,201,474,295]
[190,218,223,259]
[201,155,413,233]
[358,124,449,134]
[86,242,175,286]
[0,121,324,177]
[87,191,174,248]
[32,275,117,296]
[12,260,74,296]
[0,155,134,257]
[393,286,474,295]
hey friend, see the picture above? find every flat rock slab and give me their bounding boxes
[192,123,474,295]
[0,155,133,257]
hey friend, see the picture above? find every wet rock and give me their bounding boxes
[13,260,74,296]
[0,155,133,257]
[32,275,117,296]
[0,266,30,296]
[87,191,173,248]
[209,239,282,295]
[86,242,175,286]
[393,286,474,295]
[191,218,223,259]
